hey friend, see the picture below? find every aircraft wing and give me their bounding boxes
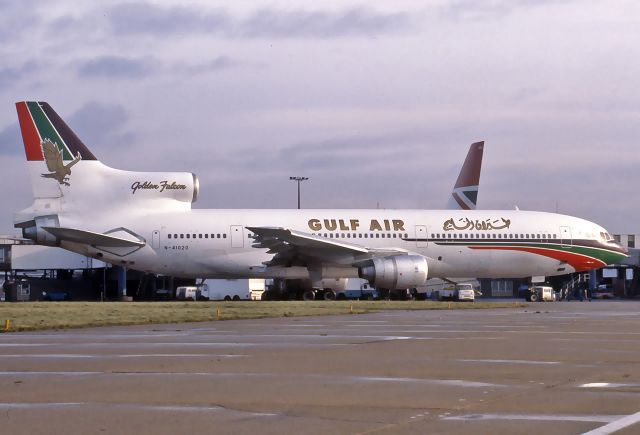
[246,226,409,267]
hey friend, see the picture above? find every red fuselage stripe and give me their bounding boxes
[469,245,606,272]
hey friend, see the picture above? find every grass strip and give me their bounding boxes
[0,300,526,332]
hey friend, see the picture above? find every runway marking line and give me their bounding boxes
[582,411,640,435]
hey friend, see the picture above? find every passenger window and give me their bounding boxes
[180,234,184,239]
[364,234,368,238]
[223,234,227,239]
[375,234,379,238]
[168,234,172,239]
[186,234,190,239]
[199,234,202,239]
[205,234,208,239]
[393,234,397,238]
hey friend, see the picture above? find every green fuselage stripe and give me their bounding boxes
[433,240,626,265]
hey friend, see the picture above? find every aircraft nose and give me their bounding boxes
[611,241,629,256]
[620,243,629,256]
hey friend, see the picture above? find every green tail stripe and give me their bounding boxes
[26,102,73,160]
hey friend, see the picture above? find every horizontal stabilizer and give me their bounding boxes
[42,227,146,247]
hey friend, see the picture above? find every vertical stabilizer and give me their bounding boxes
[16,101,97,199]
[447,141,484,210]
[14,101,199,225]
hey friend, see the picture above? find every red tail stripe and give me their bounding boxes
[16,102,43,161]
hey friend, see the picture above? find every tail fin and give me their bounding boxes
[16,101,97,199]
[15,101,198,211]
[15,101,199,246]
[447,141,484,210]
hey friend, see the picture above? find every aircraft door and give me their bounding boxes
[152,230,160,249]
[559,226,572,247]
[231,225,244,248]
[415,225,428,248]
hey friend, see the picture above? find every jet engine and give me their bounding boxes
[359,255,429,289]
[19,214,60,246]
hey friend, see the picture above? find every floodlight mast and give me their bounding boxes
[289,176,309,209]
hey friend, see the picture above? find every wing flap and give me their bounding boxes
[247,226,369,254]
[247,226,409,267]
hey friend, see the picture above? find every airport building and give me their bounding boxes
[0,236,192,301]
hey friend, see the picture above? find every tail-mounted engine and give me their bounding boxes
[359,255,429,289]
[18,214,60,246]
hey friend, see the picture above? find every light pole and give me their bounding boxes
[289,176,308,209]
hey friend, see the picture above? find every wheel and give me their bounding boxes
[224,295,231,301]
[529,292,539,302]
[323,289,336,301]
[232,295,240,301]
[302,289,315,301]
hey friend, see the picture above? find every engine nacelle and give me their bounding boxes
[359,255,429,289]
[20,214,60,246]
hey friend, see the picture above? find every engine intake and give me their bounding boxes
[359,255,429,289]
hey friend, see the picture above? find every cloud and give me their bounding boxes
[0,61,40,91]
[0,121,21,156]
[66,102,134,150]
[441,0,572,20]
[239,7,410,38]
[107,2,410,38]
[0,0,42,42]
[180,56,241,74]
[109,2,228,35]
[77,56,159,79]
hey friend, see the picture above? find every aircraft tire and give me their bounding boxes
[324,289,336,301]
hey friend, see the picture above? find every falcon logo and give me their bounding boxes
[40,139,82,186]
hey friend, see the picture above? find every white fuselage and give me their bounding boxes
[57,208,619,280]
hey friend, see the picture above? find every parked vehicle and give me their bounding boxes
[592,284,615,299]
[41,291,70,301]
[526,286,555,302]
[432,283,476,302]
[336,278,378,300]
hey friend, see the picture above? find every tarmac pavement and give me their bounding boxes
[1,300,639,434]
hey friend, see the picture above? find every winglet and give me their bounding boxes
[448,141,484,210]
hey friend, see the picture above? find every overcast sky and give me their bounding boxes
[1,0,639,234]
